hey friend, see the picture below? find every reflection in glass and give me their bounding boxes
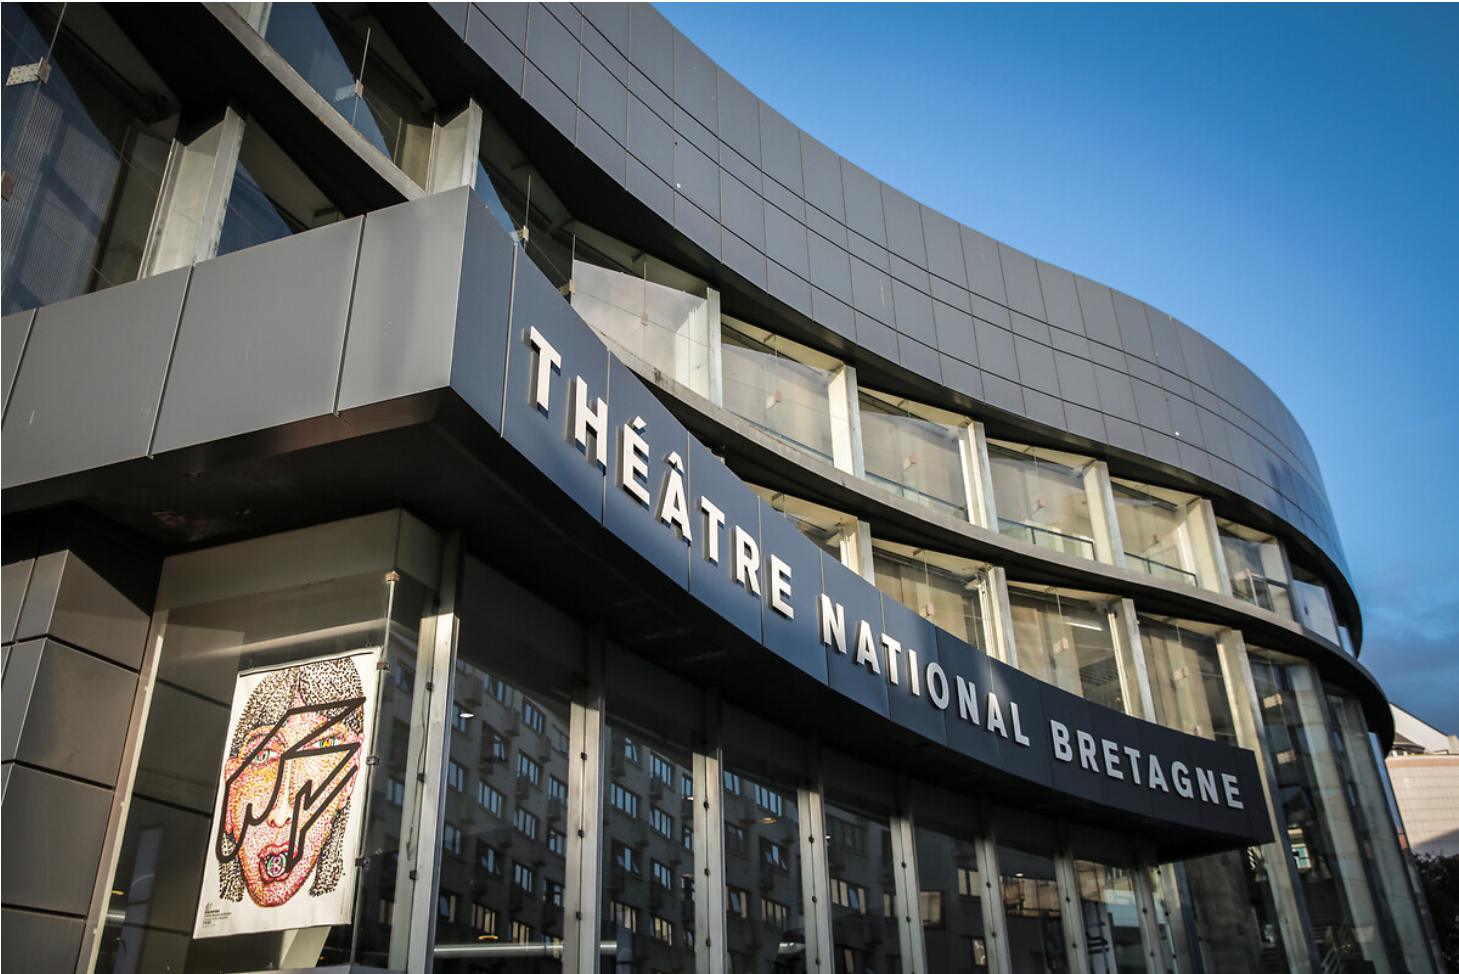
[97,570,430,973]
[858,391,969,519]
[824,801,897,974]
[753,486,858,564]
[434,567,581,974]
[722,318,839,467]
[1008,587,1126,712]
[1074,860,1144,974]
[1290,568,1339,643]
[998,846,1065,974]
[987,442,1096,560]
[263,3,433,185]
[913,796,989,974]
[1175,848,1287,973]
[722,711,807,974]
[2,4,177,313]
[599,649,701,973]
[1247,650,1390,972]
[1139,618,1236,744]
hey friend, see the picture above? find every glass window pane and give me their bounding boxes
[434,562,583,973]
[859,391,968,520]
[216,122,342,258]
[1111,479,1199,586]
[1073,859,1144,974]
[97,567,433,973]
[722,708,807,974]
[2,4,178,314]
[1217,521,1292,619]
[912,788,989,974]
[1008,586,1126,712]
[721,319,839,467]
[873,543,987,651]
[1139,618,1236,744]
[998,845,1065,974]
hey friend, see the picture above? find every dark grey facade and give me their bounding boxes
[0,4,1439,974]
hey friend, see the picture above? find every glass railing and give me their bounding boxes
[858,401,968,521]
[1124,552,1198,586]
[998,519,1096,560]
[263,4,433,185]
[721,345,837,466]
[571,261,712,398]
[1230,570,1293,619]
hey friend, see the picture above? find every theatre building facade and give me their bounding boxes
[0,4,1442,974]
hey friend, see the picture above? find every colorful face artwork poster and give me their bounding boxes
[194,650,379,938]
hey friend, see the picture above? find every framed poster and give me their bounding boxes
[194,649,380,938]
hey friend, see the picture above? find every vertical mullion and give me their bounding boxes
[563,625,607,973]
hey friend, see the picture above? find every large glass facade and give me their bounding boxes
[872,541,988,650]
[1139,619,1236,745]
[912,787,991,974]
[1072,857,1143,974]
[995,817,1066,974]
[2,4,178,314]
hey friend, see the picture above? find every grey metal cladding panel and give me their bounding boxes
[720,140,763,192]
[2,267,187,489]
[921,206,967,288]
[1178,323,1215,391]
[2,559,31,644]
[940,356,983,402]
[579,51,628,141]
[676,195,722,261]
[1160,368,1192,402]
[1166,395,1203,447]
[1,639,41,760]
[855,313,899,362]
[970,293,1010,329]
[1093,365,1138,420]
[449,197,517,430]
[431,2,468,37]
[526,4,580,96]
[758,103,804,196]
[673,103,717,158]
[1131,379,1174,434]
[981,372,1024,415]
[847,230,889,272]
[841,160,886,245]
[3,908,84,974]
[1010,310,1050,346]
[891,278,936,346]
[1074,275,1120,349]
[1063,402,1106,443]
[582,22,626,84]
[1145,306,1187,374]
[888,254,930,294]
[577,113,627,186]
[1049,327,1090,359]
[1036,261,1083,335]
[1054,351,1100,410]
[2,308,34,415]
[1105,415,1145,454]
[14,551,150,669]
[1198,406,1232,457]
[724,232,767,292]
[151,221,358,455]
[761,169,805,223]
[524,63,576,140]
[8,640,136,786]
[807,231,853,303]
[628,94,674,180]
[812,289,855,343]
[805,204,846,248]
[583,2,629,56]
[1014,335,1059,397]
[962,227,1006,304]
[338,192,477,411]
[483,2,529,48]
[673,29,717,122]
[763,204,808,278]
[801,133,845,222]
[1,766,112,913]
[628,3,672,91]
[722,174,766,249]
[628,62,672,120]
[716,70,760,166]
[998,244,1045,320]
[898,335,940,381]
[466,5,525,92]
[1109,289,1154,363]
[675,137,720,219]
[974,319,1019,381]
[849,257,893,324]
[933,301,976,364]
[1023,389,1064,429]
[766,260,812,319]
[881,183,927,267]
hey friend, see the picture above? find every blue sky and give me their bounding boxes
[658,3,1459,733]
